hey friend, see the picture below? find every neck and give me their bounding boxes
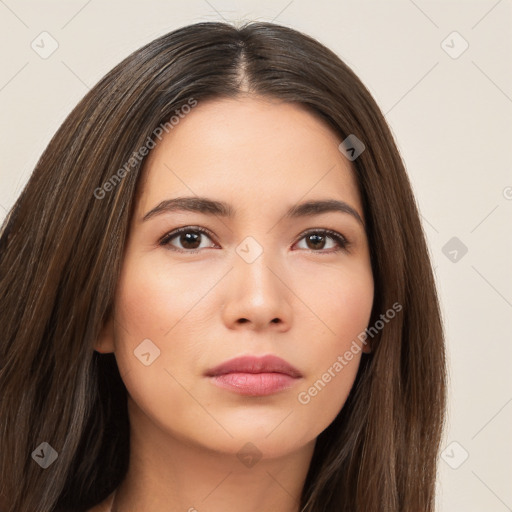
[111,396,315,512]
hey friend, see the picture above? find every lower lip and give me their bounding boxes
[209,372,299,396]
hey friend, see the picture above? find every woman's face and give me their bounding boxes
[97,95,374,459]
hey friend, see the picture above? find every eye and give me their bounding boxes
[159,226,217,253]
[294,229,350,254]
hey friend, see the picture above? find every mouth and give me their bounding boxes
[205,354,303,396]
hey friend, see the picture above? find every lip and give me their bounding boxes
[205,355,303,396]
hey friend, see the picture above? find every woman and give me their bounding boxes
[0,21,446,512]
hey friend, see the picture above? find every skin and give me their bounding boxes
[92,95,374,512]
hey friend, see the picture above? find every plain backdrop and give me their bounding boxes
[0,1,511,510]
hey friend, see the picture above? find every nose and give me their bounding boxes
[221,248,292,332]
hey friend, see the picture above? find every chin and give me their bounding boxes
[199,426,313,461]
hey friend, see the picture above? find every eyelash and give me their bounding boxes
[158,226,351,255]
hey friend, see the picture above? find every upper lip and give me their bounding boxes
[205,355,302,378]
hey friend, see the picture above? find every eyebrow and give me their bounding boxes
[142,196,364,227]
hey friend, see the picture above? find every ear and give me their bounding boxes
[93,313,116,354]
[361,339,372,354]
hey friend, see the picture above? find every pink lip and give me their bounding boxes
[205,355,302,396]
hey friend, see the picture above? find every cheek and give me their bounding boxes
[110,260,203,436]
[304,257,374,346]
[293,263,373,438]
[114,256,207,338]
[334,278,374,343]
[325,266,374,373]
[110,258,179,384]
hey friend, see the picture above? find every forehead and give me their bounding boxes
[136,96,363,219]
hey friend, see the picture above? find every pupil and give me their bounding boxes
[308,234,324,250]
[182,232,200,249]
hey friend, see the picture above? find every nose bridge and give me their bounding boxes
[221,233,292,328]
[234,233,283,299]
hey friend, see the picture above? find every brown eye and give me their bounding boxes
[295,229,349,254]
[160,227,216,253]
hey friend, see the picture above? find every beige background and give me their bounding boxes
[1,1,511,510]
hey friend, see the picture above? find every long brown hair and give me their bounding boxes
[0,21,446,512]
